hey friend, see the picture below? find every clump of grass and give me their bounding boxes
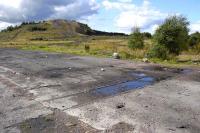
[84,44,90,52]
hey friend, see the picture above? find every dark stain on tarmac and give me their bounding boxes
[17,109,100,133]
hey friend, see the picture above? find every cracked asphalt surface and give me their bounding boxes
[0,48,200,133]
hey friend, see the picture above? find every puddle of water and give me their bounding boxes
[92,74,155,96]
[91,68,193,96]
[181,69,193,74]
[139,77,155,82]
[131,72,146,78]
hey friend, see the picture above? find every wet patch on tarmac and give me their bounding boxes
[17,110,136,133]
[142,65,193,74]
[62,71,160,109]
[92,72,155,96]
[180,72,200,82]
[64,67,194,109]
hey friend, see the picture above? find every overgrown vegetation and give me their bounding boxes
[128,27,144,49]
[188,32,200,53]
[150,16,189,59]
[29,26,47,32]
[0,17,200,66]
[189,32,200,46]
[142,32,152,39]
[1,21,39,32]
[1,25,22,32]
[84,44,90,52]
[148,44,169,60]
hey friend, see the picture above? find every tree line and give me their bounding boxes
[1,21,44,32]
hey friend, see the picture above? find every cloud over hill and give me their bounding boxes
[0,0,99,23]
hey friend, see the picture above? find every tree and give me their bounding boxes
[143,32,152,39]
[188,32,200,47]
[6,26,14,31]
[128,27,144,49]
[153,15,189,55]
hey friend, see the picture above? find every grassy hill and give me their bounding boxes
[0,19,126,41]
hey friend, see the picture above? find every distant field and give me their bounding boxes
[0,36,147,59]
[0,35,199,67]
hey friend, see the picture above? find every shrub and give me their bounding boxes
[154,15,189,55]
[29,26,47,32]
[120,51,131,59]
[188,32,200,47]
[1,25,21,32]
[21,21,37,25]
[148,44,169,60]
[142,32,152,39]
[30,37,45,41]
[84,44,90,52]
[195,45,200,53]
[128,27,144,49]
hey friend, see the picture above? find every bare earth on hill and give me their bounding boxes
[0,48,200,133]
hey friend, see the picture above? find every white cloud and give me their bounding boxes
[144,24,159,34]
[0,0,22,8]
[151,24,159,32]
[102,0,135,10]
[0,0,99,25]
[117,0,132,3]
[190,21,200,33]
[52,0,99,20]
[0,21,15,31]
[102,0,167,33]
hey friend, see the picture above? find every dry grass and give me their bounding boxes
[0,36,148,59]
[0,36,199,67]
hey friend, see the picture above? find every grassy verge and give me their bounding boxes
[0,36,199,67]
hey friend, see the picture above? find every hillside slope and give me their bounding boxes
[0,20,126,41]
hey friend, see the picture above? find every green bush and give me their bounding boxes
[128,27,144,49]
[84,44,90,52]
[142,32,152,39]
[120,51,131,59]
[1,25,21,32]
[30,37,46,41]
[148,44,169,60]
[154,15,189,55]
[188,32,200,47]
[195,45,200,53]
[29,26,47,32]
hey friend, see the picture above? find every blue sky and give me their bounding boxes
[0,0,200,33]
[151,0,199,21]
[86,0,200,33]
